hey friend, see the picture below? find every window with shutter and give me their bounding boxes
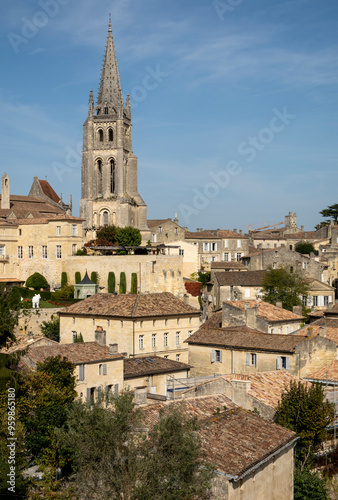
[276,357,281,370]
[211,350,215,363]
[114,384,119,396]
[86,388,91,402]
[103,364,107,375]
[246,353,250,366]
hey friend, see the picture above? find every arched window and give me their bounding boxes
[98,129,103,142]
[97,160,102,195]
[110,159,115,194]
[108,128,114,141]
[103,211,109,226]
[96,108,100,115]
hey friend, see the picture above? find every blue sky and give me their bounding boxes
[1,0,337,232]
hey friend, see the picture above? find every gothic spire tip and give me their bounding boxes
[108,14,112,32]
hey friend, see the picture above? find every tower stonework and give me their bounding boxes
[80,21,148,240]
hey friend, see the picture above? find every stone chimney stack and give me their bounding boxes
[1,173,10,210]
[245,304,258,329]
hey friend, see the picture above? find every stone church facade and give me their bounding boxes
[80,21,149,241]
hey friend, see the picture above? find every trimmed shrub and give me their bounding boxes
[74,333,84,343]
[61,272,68,289]
[108,272,116,293]
[119,272,127,294]
[131,273,137,294]
[53,285,74,300]
[91,272,98,284]
[26,272,48,290]
[75,272,81,284]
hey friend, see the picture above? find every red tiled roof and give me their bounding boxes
[215,270,266,287]
[211,262,247,270]
[306,360,338,382]
[186,326,305,353]
[124,356,190,378]
[141,396,296,479]
[22,342,123,365]
[147,219,171,228]
[38,179,60,203]
[225,300,304,322]
[60,292,200,318]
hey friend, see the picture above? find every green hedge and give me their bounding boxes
[13,287,52,301]
[75,272,81,284]
[131,273,137,294]
[119,272,126,294]
[108,272,116,293]
[91,272,98,284]
[61,272,68,288]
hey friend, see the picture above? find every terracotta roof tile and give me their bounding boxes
[124,356,190,378]
[211,262,247,270]
[38,179,60,203]
[147,219,171,228]
[22,342,123,365]
[215,270,266,287]
[225,300,304,322]
[185,230,221,239]
[186,326,305,352]
[60,292,200,318]
[306,360,338,382]
[141,396,296,478]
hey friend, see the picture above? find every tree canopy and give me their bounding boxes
[295,241,315,255]
[26,272,48,290]
[319,204,338,224]
[116,226,142,247]
[55,393,213,499]
[274,381,334,471]
[40,316,60,342]
[262,267,309,311]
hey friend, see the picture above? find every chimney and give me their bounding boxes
[134,386,148,405]
[246,305,258,329]
[301,225,304,232]
[95,327,106,346]
[233,228,237,233]
[1,173,10,210]
[293,305,302,316]
[239,229,242,235]
[276,301,283,309]
[320,326,327,338]
[109,343,118,354]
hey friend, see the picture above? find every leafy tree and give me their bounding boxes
[90,271,98,284]
[26,272,48,290]
[75,271,81,284]
[41,316,60,342]
[275,381,334,470]
[55,394,213,500]
[61,272,68,288]
[75,248,87,256]
[116,226,142,247]
[96,225,117,244]
[0,285,19,347]
[53,284,74,300]
[320,203,338,224]
[294,468,328,500]
[108,271,116,293]
[189,271,211,287]
[131,273,138,294]
[135,406,214,500]
[262,267,309,311]
[295,241,315,255]
[18,356,76,459]
[119,272,127,294]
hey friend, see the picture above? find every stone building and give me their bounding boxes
[242,246,324,281]
[147,216,186,244]
[185,228,249,270]
[80,21,148,240]
[59,292,200,363]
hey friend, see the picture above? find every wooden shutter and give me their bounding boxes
[79,364,84,381]
[211,350,215,363]
[86,388,91,403]
[246,353,250,366]
[286,357,290,370]
[276,357,281,370]
[103,364,107,375]
[219,350,222,363]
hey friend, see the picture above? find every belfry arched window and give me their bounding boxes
[98,129,103,142]
[103,211,109,226]
[97,159,102,195]
[110,159,115,194]
[108,128,113,142]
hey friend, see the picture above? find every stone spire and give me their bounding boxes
[96,18,123,112]
[88,89,94,116]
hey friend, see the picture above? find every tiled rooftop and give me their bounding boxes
[22,342,123,365]
[140,395,296,479]
[225,300,304,322]
[306,360,338,382]
[147,219,172,228]
[60,292,200,318]
[215,270,266,287]
[124,356,190,378]
[211,262,247,270]
[186,326,305,352]
[295,320,338,344]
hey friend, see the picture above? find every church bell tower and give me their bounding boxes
[80,19,148,238]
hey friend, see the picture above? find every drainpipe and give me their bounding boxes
[231,349,234,374]
[132,320,135,358]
